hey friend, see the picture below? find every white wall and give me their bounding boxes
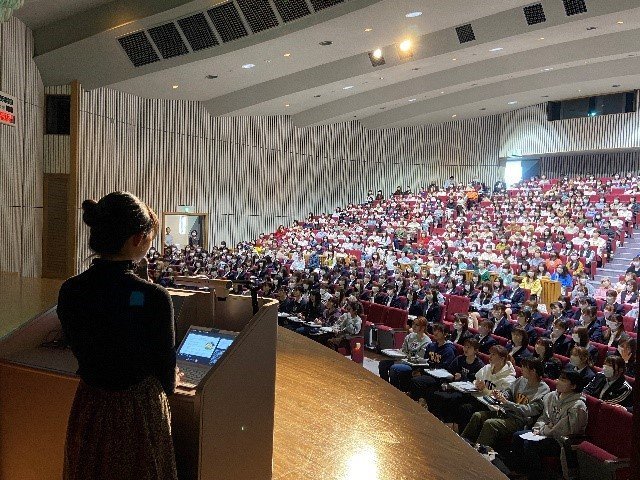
[0,17,44,276]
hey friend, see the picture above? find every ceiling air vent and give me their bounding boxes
[118,31,160,67]
[148,23,189,59]
[273,0,311,22]
[177,13,219,51]
[563,0,587,16]
[207,2,248,43]
[456,24,476,44]
[523,3,546,25]
[236,0,279,33]
[310,0,345,11]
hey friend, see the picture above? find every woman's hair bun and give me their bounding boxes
[82,199,100,227]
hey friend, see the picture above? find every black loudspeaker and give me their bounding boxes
[45,95,70,135]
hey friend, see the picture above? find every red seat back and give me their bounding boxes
[445,295,470,321]
[584,395,602,440]
[384,307,408,329]
[592,403,633,459]
[367,302,386,324]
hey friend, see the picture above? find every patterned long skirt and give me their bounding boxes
[64,376,178,480]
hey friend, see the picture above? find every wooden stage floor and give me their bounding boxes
[0,273,504,480]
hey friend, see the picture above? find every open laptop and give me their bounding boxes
[176,326,238,389]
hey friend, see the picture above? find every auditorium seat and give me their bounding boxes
[575,403,633,480]
[377,308,409,350]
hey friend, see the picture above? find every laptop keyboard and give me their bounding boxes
[179,365,208,388]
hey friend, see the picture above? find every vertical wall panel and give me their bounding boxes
[500,98,640,158]
[0,17,44,277]
[76,86,502,272]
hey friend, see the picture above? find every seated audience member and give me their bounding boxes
[566,346,596,384]
[409,335,482,404]
[549,265,573,295]
[288,288,309,317]
[491,303,512,340]
[476,319,498,354]
[605,289,624,314]
[327,301,362,350]
[617,336,636,378]
[520,271,542,297]
[514,310,537,346]
[601,313,627,348]
[450,313,473,345]
[454,345,517,433]
[575,306,604,343]
[379,317,430,383]
[423,289,442,323]
[500,277,526,313]
[462,358,550,450]
[470,282,498,317]
[407,292,425,317]
[626,257,640,276]
[545,318,571,357]
[507,327,533,366]
[616,280,638,305]
[388,322,454,392]
[583,355,633,408]
[277,288,294,314]
[509,371,587,480]
[567,326,599,365]
[533,338,562,379]
[593,277,612,300]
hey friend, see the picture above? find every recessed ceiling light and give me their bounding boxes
[541,95,550,98]
[399,39,412,52]
[409,98,417,102]
[452,114,457,118]
[343,85,354,90]
[379,77,384,80]
[371,48,383,59]
[508,101,518,105]
[264,59,271,63]
[412,67,420,71]
[172,85,178,89]
[578,89,582,92]
[242,63,255,69]
[205,75,218,79]
[285,104,290,107]
[617,21,624,25]
[314,94,321,98]
[319,40,333,46]
[479,108,487,111]
[364,28,373,32]
[539,37,545,40]
[543,68,553,71]
[283,53,291,57]
[440,91,445,94]
[490,47,504,52]
[586,26,597,31]
[405,11,422,18]
[612,84,621,88]
[452,58,457,61]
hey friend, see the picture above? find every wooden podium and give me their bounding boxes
[541,278,561,309]
[0,284,278,480]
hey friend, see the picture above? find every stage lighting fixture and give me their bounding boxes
[368,48,385,67]
[397,39,414,59]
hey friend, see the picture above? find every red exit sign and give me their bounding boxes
[0,90,16,127]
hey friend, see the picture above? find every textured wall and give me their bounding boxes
[75,87,503,271]
[540,151,640,178]
[0,17,44,277]
[500,96,640,158]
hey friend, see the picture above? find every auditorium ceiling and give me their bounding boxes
[17,0,640,127]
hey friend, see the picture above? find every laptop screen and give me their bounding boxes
[177,328,237,366]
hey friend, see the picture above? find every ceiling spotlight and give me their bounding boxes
[343,85,354,90]
[539,37,545,40]
[452,114,457,118]
[440,91,445,94]
[586,26,597,31]
[479,108,487,111]
[612,84,621,88]
[314,94,321,98]
[490,47,504,52]
[364,28,373,32]
[543,67,553,71]
[285,104,290,107]
[283,53,291,57]
[397,39,414,59]
[405,11,422,18]
[205,75,218,79]
[617,21,624,25]
[319,40,333,46]
[409,98,417,102]
[508,101,518,105]
[368,50,385,67]
[379,76,384,80]
[452,58,457,61]
[172,85,179,89]
[242,63,255,69]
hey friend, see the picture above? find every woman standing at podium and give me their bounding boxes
[57,192,178,480]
